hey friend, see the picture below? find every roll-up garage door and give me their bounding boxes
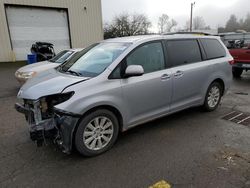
[6,6,71,61]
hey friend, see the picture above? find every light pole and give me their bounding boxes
[190,2,195,32]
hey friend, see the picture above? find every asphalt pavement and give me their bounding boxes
[0,63,249,188]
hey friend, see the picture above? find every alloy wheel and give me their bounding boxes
[207,86,220,108]
[83,116,114,151]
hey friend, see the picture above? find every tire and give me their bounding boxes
[203,82,223,112]
[74,109,119,157]
[232,67,243,78]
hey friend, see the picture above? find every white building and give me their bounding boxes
[0,0,103,62]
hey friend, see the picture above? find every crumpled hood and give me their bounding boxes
[18,68,89,100]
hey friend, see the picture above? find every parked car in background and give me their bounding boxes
[229,43,250,77]
[15,48,83,84]
[15,35,233,157]
[219,33,250,77]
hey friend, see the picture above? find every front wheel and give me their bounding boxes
[203,82,223,112]
[74,109,119,157]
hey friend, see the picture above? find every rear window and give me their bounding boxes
[166,40,202,67]
[200,39,226,60]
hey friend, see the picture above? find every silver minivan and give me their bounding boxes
[15,35,233,156]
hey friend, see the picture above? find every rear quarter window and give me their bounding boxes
[201,39,226,60]
[166,39,202,67]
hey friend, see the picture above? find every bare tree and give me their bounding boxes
[104,13,151,39]
[225,14,240,32]
[184,20,191,31]
[158,14,177,33]
[184,16,210,31]
[158,14,169,33]
[219,13,250,33]
[243,13,250,31]
[168,19,178,32]
[129,14,152,35]
[193,16,206,30]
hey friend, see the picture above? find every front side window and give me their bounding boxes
[126,42,165,74]
[60,42,131,77]
[166,40,202,67]
[200,39,226,60]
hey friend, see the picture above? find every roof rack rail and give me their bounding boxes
[162,32,212,36]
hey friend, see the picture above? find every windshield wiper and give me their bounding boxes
[66,70,82,76]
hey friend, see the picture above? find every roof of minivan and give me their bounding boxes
[70,48,84,52]
[103,34,220,44]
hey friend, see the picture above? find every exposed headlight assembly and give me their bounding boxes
[42,91,75,108]
[39,92,75,117]
[50,92,75,106]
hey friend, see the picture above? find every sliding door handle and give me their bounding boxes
[174,71,184,77]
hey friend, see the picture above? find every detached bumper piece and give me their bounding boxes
[29,119,57,147]
[15,103,79,154]
[54,108,80,154]
[15,103,57,147]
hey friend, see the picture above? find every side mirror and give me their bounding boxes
[248,44,250,49]
[124,65,144,78]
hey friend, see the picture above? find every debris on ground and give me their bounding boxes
[149,180,171,188]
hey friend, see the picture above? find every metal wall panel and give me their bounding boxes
[6,6,71,60]
[0,0,103,62]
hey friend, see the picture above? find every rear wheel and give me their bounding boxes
[232,67,243,78]
[74,109,119,157]
[203,82,223,112]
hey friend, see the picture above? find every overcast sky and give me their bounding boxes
[101,0,249,31]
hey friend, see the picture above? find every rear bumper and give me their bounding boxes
[233,62,250,69]
[15,103,80,154]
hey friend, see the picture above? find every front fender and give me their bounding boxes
[55,94,129,130]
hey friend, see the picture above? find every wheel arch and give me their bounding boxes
[201,77,226,106]
[211,78,225,95]
[82,105,123,131]
[72,105,124,144]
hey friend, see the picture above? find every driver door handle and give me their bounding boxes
[161,74,171,80]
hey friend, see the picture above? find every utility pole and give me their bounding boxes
[190,2,195,32]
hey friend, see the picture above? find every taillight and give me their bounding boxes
[228,60,235,65]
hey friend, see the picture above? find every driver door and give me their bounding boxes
[120,41,173,127]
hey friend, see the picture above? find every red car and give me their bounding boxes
[229,43,250,77]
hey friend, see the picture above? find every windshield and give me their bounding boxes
[59,42,131,77]
[49,50,75,63]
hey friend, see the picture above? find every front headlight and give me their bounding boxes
[15,71,21,78]
[18,71,37,79]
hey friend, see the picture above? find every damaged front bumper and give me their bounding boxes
[15,102,80,154]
